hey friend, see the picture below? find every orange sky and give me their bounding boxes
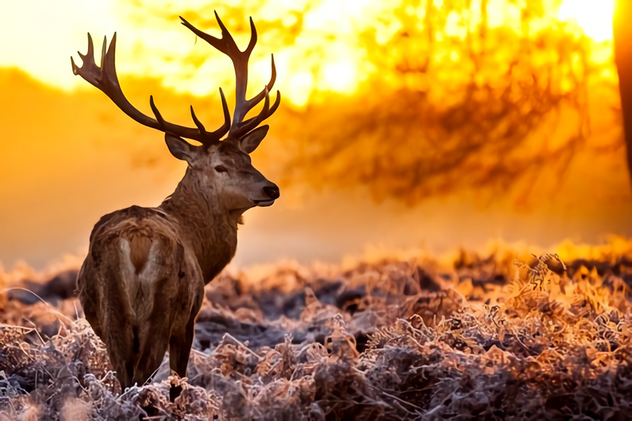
[0,0,630,271]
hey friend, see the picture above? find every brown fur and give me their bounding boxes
[128,228,153,275]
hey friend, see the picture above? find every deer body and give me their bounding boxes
[73,14,281,389]
[78,205,205,387]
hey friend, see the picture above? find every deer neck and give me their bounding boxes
[158,169,240,282]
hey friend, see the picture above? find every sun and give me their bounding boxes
[558,0,615,42]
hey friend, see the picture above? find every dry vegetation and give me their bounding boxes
[1,238,632,420]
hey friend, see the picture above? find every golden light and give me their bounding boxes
[323,61,357,93]
[288,71,315,107]
[558,0,615,42]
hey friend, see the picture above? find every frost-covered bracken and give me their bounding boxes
[1,239,631,420]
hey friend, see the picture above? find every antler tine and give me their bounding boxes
[232,87,270,138]
[72,32,228,147]
[232,88,282,139]
[180,13,253,59]
[180,13,281,141]
[190,106,207,134]
[207,88,231,143]
[243,88,281,123]
[149,95,169,130]
[239,54,277,115]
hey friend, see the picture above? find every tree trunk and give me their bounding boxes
[614,0,632,185]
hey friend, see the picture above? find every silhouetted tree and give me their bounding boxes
[614,0,632,185]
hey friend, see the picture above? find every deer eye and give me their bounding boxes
[214,165,228,173]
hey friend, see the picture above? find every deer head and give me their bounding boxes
[71,12,281,212]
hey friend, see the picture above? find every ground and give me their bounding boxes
[1,239,631,420]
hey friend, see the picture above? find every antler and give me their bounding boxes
[180,12,281,140]
[72,34,231,149]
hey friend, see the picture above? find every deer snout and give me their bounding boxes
[253,183,279,207]
[262,184,280,200]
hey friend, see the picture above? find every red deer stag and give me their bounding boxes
[72,13,281,389]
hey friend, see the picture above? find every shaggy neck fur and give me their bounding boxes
[159,168,244,282]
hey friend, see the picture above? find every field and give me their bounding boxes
[1,239,632,420]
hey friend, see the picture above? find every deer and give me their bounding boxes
[72,13,281,390]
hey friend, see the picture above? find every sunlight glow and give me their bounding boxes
[558,0,615,42]
[323,61,357,93]
[288,71,315,107]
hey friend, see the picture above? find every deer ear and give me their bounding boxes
[165,133,198,163]
[239,126,269,154]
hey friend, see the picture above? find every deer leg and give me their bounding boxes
[132,321,171,387]
[106,323,135,390]
[80,296,104,339]
[98,264,138,390]
[168,311,196,401]
[169,312,196,378]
